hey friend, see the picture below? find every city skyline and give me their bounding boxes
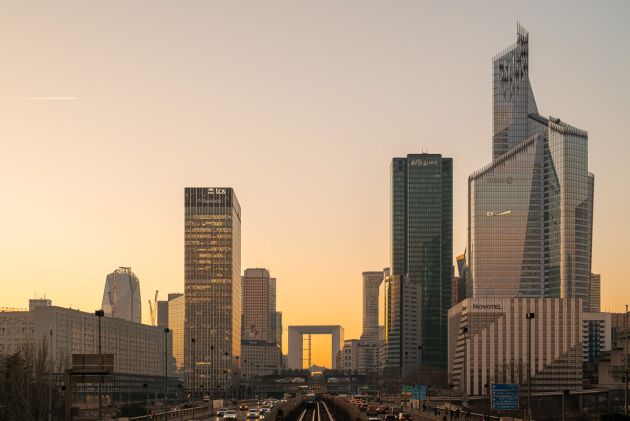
[2,1,630,368]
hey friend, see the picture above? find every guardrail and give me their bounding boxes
[128,405,210,421]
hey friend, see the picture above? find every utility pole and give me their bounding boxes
[526,312,535,421]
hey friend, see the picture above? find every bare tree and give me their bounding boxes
[0,338,61,421]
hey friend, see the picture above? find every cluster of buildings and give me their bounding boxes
[335,25,629,397]
[1,25,628,401]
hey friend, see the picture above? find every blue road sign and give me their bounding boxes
[491,383,519,411]
[413,384,427,401]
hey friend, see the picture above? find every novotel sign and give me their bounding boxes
[472,303,503,310]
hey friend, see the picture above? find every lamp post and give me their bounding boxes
[210,345,215,403]
[562,389,569,421]
[178,382,183,421]
[462,327,468,403]
[164,327,170,412]
[526,312,535,421]
[191,338,196,401]
[48,327,53,421]
[94,309,105,421]
[625,304,628,416]
[483,383,489,418]
[224,351,230,400]
[142,383,149,416]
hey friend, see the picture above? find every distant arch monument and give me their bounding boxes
[287,325,344,370]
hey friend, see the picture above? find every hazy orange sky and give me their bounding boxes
[1,1,629,368]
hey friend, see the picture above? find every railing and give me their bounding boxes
[129,405,210,421]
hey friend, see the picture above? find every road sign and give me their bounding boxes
[491,383,519,411]
[402,385,413,397]
[412,384,427,401]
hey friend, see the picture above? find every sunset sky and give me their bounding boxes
[1,1,629,368]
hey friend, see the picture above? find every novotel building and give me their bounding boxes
[448,297,584,395]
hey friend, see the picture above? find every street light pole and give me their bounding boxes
[191,338,196,401]
[165,327,170,412]
[48,327,53,421]
[142,383,148,416]
[526,312,535,421]
[562,389,569,421]
[94,309,104,421]
[625,304,628,416]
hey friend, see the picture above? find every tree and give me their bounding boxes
[0,339,61,421]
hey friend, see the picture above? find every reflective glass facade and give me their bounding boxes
[388,154,453,372]
[184,187,241,394]
[469,26,594,310]
[101,267,142,324]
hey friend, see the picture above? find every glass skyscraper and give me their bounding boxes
[468,25,594,309]
[184,187,241,395]
[101,267,142,324]
[387,154,453,373]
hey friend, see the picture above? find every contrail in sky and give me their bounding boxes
[23,97,77,100]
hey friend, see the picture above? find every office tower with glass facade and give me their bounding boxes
[468,25,594,309]
[168,294,185,370]
[184,187,241,394]
[101,267,142,324]
[386,154,453,374]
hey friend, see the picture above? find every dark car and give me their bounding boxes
[384,414,397,421]
[398,413,413,421]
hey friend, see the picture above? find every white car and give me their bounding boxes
[224,411,238,420]
[217,408,229,417]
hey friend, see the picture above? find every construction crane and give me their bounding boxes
[148,290,159,326]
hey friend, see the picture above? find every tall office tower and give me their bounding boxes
[241,268,275,341]
[184,187,241,394]
[387,154,453,374]
[168,294,185,369]
[157,293,183,328]
[157,300,169,328]
[361,271,383,341]
[589,273,601,312]
[101,267,142,324]
[468,25,594,309]
[360,271,383,373]
[274,311,283,345]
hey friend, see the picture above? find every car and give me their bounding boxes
[369,418,381,421]
[377,406,387,414]
[260,407,271,414]
[247,409,260,415]
[280,399,287,403]
[384,415,397,421]
[398,413,413,421]
[246,414,260,420]
[217,408,229,417]
[224,411,238,420]
[240,404,249,411]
